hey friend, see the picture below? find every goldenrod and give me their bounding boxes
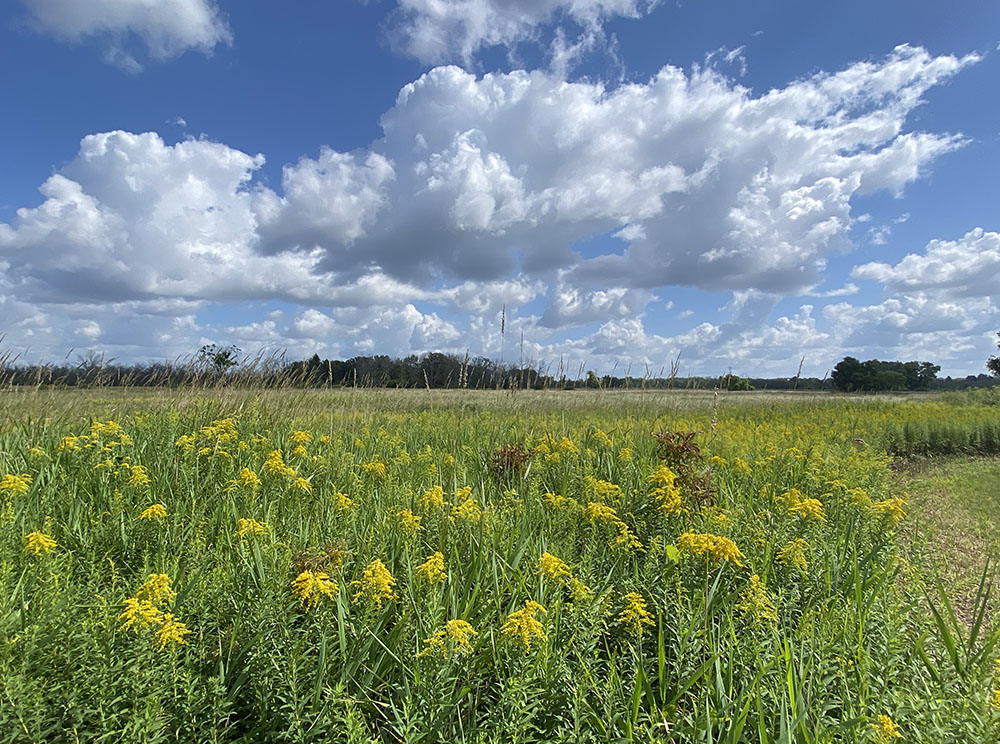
[0,473,32,496]
[676,532,744,566]
[501,600,546,650]
[351,559,396,608]
[292,569,338,609]
[416,551,446,584]
[617,592,655,637]
[24,531,56,555]
[138,504,168,521]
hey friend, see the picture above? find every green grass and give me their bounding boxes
[0,388,998,742]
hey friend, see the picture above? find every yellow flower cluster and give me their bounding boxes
[398,509,423,535]
[24,531,57,555]
[421,485,446,509]
[289,429,312,444]
[536,552,571,581]
[871,497,905,524]
[501,600,547,650]
[648,465,684,516]
[237,467,261,490]
[676,532,744,566]
[782,489,826,522]
[333,492,354,511]
[138,504,168,521]
[292,569,338,609]
[871,714,902,742]
[236,518,267,537]
[128,465,151,487]
[263,450,296,478]
[451,487,482,523]
[351,559,396,608]
[585,502,642,551]
[543,492,580,511]
[418,619,478,659]
[776,538,808,573]
[1,473,32,496]
[119,574,190,651]
[360,460,387,479]
[617,592,655,637]
[735,574,777,625]
[416,551,446,584]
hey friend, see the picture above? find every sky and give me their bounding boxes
[1,0,998,379]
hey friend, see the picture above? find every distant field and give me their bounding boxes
[1,388,998,742]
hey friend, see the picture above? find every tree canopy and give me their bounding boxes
[830,357,940,392]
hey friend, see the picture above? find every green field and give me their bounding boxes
[2,388,999,743]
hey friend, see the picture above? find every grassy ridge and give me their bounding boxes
[1,389,998,742]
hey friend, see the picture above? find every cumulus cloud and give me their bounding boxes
[852,228,1000,297]
[387,0,661,65]
[18,0,231,70]
[0,46,988,372]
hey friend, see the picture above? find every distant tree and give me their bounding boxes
[989,332,1000,378]
[197,344,241,375]
[718,372,753,391]
[831,356,939,392]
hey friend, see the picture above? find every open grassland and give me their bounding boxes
[2,388,1000,743]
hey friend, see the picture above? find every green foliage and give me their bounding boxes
[0,390,996,741]
[832,357,940,392]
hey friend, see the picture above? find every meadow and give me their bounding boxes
[2,386,999,743]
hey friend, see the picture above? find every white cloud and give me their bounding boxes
[19,0,231,69]
[852,228,1000,297]
[0,46,988,373]
[387,0,661,65]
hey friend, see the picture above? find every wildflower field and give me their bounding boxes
[2,387,1000,743]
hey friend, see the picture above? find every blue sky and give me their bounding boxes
[1,0,998,378]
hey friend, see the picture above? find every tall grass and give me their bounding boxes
[0,389,997,742]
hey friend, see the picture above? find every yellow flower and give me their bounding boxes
[992,690,1000,711]
[451,496,482,523]
[28,447,47,460]
[135,573,175,607]
[618,592,655,637]
[292,569,338,609]
[871,498,905,524]
[138,504,168,521]
[501,600,547,650]
[333,492,354,511]
[735,574,778,625]
[421,485,446,510]
[24,531,56,555]
[584,502,618,523]
[536,552,571,581]
[292,477,312,494]
[361,460,387,479]
[128,465,151,487]
[289,429,312,444]
[351,559,396,608]
[290,445,309,459]
[119,597,163,632]
[0,473,32,495]
[617,447,633,462]
[732,457,751,475]
[236,518,267,537]
[543,492,579,510]
[557,436,579,454]
[59,435,85,451]
[871,714,902,742]
[398,509,423,535]
[263,450,296,478]
[416,551,446,584]
[237,467,261,489]
[777,538,808,573]
[676,532,744,566]
[789,497,826,522]
[155,612,191,651]
[611,520,643,552]
[419,619,478,659]
[585,476,622,500]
